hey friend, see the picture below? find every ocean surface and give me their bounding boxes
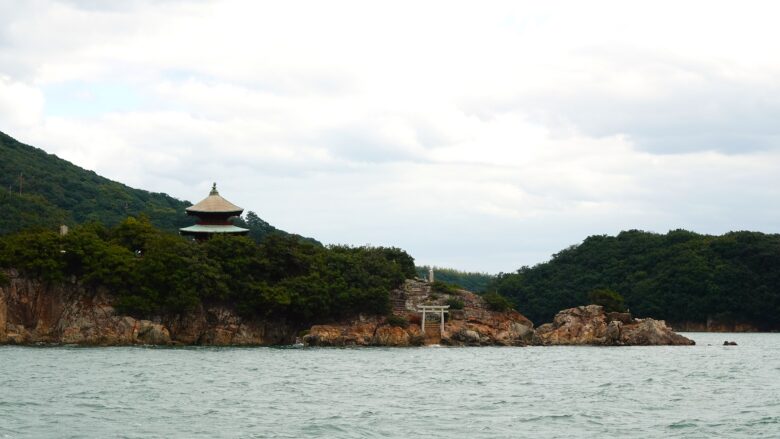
[1,332,778,438]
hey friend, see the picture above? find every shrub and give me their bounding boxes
[386,315,409,328]
[446,297,465,310]
[431,281,459,295]
[588,288,627,313]
[482,291,514,312]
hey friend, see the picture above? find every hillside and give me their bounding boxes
[489,229,780,330]
[415,266,494,292]
[0,131,311,243]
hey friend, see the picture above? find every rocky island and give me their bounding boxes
[1,271,693,347]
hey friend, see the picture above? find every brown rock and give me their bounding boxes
[0,270,296,346]
[136,321,171,344]
[372,326,410,346]
[606,312,633,324]
[534,305,694,346]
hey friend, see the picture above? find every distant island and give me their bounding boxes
[1,130,779,342]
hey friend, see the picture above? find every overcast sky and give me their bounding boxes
[2,0,780,272]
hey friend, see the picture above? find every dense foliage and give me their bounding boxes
[489,230,780,329]
[445,297,465,310]
[416,266,494,292]
[588,289,627,313]
[482,292,514,312]
[0,131,318,245]
[430,281,460,295]
[0,218,414,324]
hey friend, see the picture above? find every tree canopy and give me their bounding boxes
[489,229,780,329]
[416,266,494,292]
[0,218,414,325]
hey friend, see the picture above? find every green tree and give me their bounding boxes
[587,288,627,313]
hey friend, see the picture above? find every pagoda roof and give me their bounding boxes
[179,224,249,235]
[186,183,244,215]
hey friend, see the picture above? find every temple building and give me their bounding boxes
[179,183,249,240]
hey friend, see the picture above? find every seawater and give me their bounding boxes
[1,333,779,438]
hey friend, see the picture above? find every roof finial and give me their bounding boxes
[210,182,218,195]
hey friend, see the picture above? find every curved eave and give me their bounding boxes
[185,208,243,216]
[179,224,250,235]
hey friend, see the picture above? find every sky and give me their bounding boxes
[2,0,780,273]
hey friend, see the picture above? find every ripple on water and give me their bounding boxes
[1,333,779,438]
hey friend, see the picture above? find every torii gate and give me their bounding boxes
[417,305,450,337]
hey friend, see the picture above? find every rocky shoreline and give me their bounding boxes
[302,280,693,347]
[1,272,693,347]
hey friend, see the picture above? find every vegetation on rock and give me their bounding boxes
[386,315,410,328]
[431,281,460,295]
[588,289,627,313]
[0,217,414,325]
[446,297,465,310]
[482,291,514,312]
[489,229,780,329]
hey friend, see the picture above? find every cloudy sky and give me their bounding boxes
[2,0,780,272]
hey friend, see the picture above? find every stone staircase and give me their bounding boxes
[423,319,443,344]
[391,295,408,315]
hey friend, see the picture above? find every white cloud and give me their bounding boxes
[2,0,780,271]
[0,77,44,127]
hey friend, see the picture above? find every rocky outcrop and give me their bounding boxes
[303,279,536,347]
[0,270,295,346]
[2,271,694,348]
[303,320,425,347]
[533,305,695,346]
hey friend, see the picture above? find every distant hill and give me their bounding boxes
[0,130,317,244]
[416,266,495,293]
[489,229,780,330]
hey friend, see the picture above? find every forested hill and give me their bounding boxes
[415,266,494,293]
[0,131,314,243]
[490,230,780,330]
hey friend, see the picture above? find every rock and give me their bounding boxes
[723,341,738,346]
[621,318,695,346]
[605,320,622,345]
[372,325,410,346]
[301,322,378,347]
[534,305,608,345]
[458,329,481,344]
[0,270,296,346]
[606,312,633,324]
[136,321,171,345]
[534,305,694,346]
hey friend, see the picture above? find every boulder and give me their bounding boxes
[534,305,694,346]
[136,321,171,345]
[372,325,410,346]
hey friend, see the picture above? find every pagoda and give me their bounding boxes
[179,182,249,240]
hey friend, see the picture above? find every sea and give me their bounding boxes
[1,332,778,438]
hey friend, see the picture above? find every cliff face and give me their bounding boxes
[0,270,295,346]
